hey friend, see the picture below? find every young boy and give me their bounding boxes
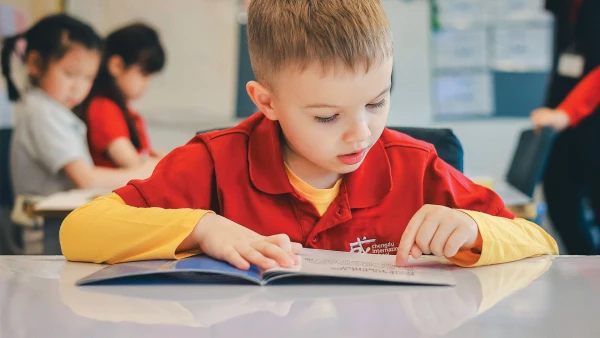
[60,0,558,268]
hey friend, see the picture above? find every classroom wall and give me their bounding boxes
[384,0,533,181]
[66,0,239,125]
[1,0,61,21]
[67,0,536,181]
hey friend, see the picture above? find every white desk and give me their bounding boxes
[1,255,599,337]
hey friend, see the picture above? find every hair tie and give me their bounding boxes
[14,37,27,59]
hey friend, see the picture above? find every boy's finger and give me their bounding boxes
[237,245,277,270]
[397,208,426,266]
[253,241,295,268]
[429,221,455,257]
[410,244,422,259]
[414,215,440,255]
[222,247,251,270]
[443,228,468,258]
[291,242,303,254]
[265,234,293,253]
[290,243,303,264]
[265,234,302,265]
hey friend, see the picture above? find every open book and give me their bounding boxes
[77,248,455,286]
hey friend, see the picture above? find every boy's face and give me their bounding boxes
[254,58,393,178]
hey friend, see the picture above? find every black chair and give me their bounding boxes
[506,128,556,198]
[0,128,22,254]
[196,126,464,172]
[387,127,463,173]
[0,128,13,210]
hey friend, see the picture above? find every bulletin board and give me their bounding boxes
[431,0,554,120]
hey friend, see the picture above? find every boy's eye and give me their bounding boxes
[366,99,387,109]
[315,114,338,123]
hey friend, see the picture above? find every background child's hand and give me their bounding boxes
[396,205,479,266]
[530,107,570,131]
[192,213,302,270]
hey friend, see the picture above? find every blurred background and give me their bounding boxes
[0,0,552,182]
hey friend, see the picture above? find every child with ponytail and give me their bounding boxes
[2,14,156,197]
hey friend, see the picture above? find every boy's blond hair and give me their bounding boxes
[247,0,393,87]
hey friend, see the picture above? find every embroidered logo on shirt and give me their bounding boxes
[349,236,375,253]
[349,237,397,254]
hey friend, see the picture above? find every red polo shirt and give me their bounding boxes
[115,113,513,252]
[86,97,153,168]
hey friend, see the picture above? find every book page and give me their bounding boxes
[263,248,455,286]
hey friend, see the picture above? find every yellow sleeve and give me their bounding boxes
[447,210,559,267]
[59,193,212,264]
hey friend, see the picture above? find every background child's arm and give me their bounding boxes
[63,159,156,190]
[87,97,157,168]
[150,150,165,159]
[106,138,159,168]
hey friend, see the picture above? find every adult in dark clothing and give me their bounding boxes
[531,0,600,254]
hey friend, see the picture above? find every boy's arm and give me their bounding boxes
[557,65,600,126]
[449,211,558,267]
[60,139,217,264]
[60,137,303,267]
[60,193,211,264]
[423,151,558,267]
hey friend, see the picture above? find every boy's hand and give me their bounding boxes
[192,213,302,271]
[530,107,570,131]
[396,205,479,266]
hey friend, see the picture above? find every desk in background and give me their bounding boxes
[33,189,110,255]
[0,255,598,337]
[473,177,543,222]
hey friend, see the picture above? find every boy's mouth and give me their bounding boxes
[338,148,367,165]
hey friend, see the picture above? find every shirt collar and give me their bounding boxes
[247,114,392,208]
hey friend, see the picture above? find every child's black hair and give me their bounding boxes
[1,14,102,101]
[80,23,166,150]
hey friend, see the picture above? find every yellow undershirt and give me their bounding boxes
[284,163,342,216]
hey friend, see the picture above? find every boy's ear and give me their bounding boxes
[107,55,125,77]
[246,81,278,121]
[25,51,43,78]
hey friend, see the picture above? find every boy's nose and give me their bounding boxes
[344,118,371,143]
